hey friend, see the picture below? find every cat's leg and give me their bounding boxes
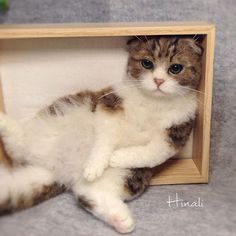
[77,190,134,234]
[110,134,176,169]
[0,164,64,214]
[0,112,25,163]
[83,116,119,182]
[73,169,139,234]
[83,138,113,181]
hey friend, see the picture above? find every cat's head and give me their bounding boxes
[126,36,203,97]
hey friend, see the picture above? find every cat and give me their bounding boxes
[0,36,202,234]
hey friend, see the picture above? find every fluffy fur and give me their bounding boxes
[0,36,202,233]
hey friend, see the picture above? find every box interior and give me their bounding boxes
[0,36,201,158]
[0,33,209,185]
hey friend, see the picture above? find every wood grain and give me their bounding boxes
[0,22,215,39]
[151,159,207,185]
[192,26,215,183]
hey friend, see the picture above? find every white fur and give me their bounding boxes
[108,80,196,169]
[0,77,197,233]
[73,167,134,233]
[0,165,54,207]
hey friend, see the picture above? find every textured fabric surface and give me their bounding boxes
[0,0,236,236]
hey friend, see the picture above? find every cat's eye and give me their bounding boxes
[141,59,154,70]
[168,64,183,74]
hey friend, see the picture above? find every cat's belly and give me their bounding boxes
[23,108,96,178]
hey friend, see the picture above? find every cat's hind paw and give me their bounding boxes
[107,205,135,234]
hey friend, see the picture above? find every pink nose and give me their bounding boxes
[154,78,165,87]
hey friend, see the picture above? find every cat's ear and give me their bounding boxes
[178,38,204,56]
[126,37,142,52]
[126,36,156,52]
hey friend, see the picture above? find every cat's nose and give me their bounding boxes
[154,78,165,87]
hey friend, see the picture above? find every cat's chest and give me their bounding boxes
[129,105,171,131]
[124,97,195,132]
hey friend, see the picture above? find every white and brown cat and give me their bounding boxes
[0,36,202,233]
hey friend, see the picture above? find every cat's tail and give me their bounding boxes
[0,164,65,214]
[0,112,25,164]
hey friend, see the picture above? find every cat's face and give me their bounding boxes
[127,37,203,97]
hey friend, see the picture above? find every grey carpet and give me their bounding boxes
[0,0,236,236]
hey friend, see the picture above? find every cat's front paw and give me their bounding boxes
[83,159,108,182]
[110,152,124,168]
[109,154,119,168]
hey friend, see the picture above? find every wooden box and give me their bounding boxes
[0,22,215,185]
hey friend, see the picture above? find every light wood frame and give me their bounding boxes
[0,22,215,185]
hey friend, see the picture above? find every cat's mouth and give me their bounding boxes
[149,87,166,96]
[155,86,166,94]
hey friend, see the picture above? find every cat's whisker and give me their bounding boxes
[175,89,212,124]
[144,35,152,51]
[177,91,211,123]
[191,34,202,45]
[161,89,211,125]
[193,36,201,43]
[171,84,209,97]
[134,35,152,52]
[179,86,210,97]
[135,35,144,43]
[98,91,116,99]
[97,83,143,100]
[112,79,142,87]
[171,85,211,118]
[177,89,211,124]
[99,79,141,88]
[195,97,205,107]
